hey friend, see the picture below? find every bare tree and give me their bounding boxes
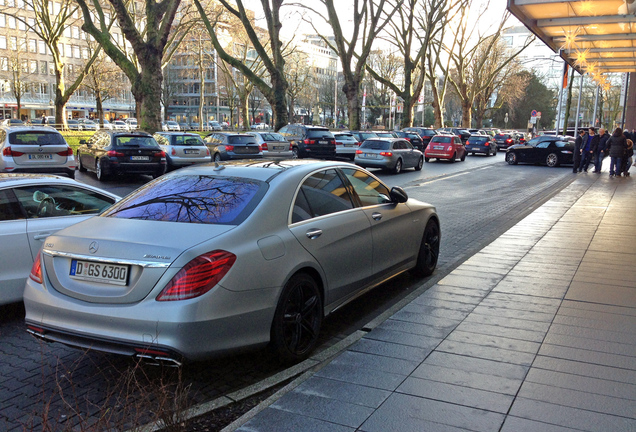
[285,50,313,124]
[299,0,401,131]
[365,49,402,127]
[366,0,455,128]
[1,0,103,127]
[193,0,290,131]
[76,0,193,132]
[4,37,32,117]
[442,6,533,127]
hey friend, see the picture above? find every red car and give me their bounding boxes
[424,134,466,162]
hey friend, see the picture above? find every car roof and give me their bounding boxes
[171,159,361,183]
[1,125,60,133]
[0,174,120,200]
[155,132,200,137]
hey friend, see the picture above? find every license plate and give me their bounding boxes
[319,141,328,144]
[184,149,199,154]
[365,153,377,158]
[28,154,52,160]
[434,146,444,150]
[272,146,284,151]
[131,155,149,161]
[69,259,129,286]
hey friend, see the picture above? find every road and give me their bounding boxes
[0,154,577,431]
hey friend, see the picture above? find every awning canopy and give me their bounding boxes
[508,0,636,80]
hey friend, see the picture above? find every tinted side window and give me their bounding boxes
[536,140,552,149]
[292,169,353,222]
[13,185,115,219]
[341,168,390,206]
[0,189,24,221]
[306,129,333,139]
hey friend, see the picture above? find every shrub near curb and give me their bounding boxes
[61,131,95,152]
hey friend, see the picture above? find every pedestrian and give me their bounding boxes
[623,137,633,177]
[606,127,627,177]
[594,127,610,173]
[579,127,599,172]
[573,129,585,173]
[41,113,47,125]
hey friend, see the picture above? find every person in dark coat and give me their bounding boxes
[594,128,610,173]
[606,127,627,177]
[573,129,585,173]
[579,127,599,172]
[623,138,633,177]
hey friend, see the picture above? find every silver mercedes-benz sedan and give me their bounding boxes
[24,160,440,364]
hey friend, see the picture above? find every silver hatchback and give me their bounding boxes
[153,132,211,170]
[247,132,293,158]
[0,126,76,178]
[354,137,424,174]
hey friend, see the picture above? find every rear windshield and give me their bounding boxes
[306,129,334,139]
[495,134,510,139]
[431,136,452,143]
[102,175,266,225]
[360,140,390,150]
[359,133,377,140]
[174,135,204,146]
[376,132,394,137]
[259,133,285,141]
[115,136,158,148]
[9,131,65,145]
[406,133,420,139]
[469,137,489,144]
[228,136,256,144]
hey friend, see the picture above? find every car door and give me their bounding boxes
[12,184,117,261]
[288,169,373,306]
[0,188,32,304]
[403,140,419,166]
[454,137,465,159]
[340,167,418,277]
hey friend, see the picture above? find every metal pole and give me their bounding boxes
[334,73,338,128]
[592,85,599,128]
[215,50,219,123]
[621,72,630,129]
[556,84,564,132]
[574,73,584,133]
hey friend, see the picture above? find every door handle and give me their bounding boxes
[305,229,322,239]
[372,212,382,221]
[33,233,51,240]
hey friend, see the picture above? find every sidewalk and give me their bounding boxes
[232,172,636,432]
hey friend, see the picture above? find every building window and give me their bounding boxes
[49,62,54,75]
[8,15,15,29]
[72,25,79,39]
[0,13,5,27]
[58,43,64,57]
[0,57,7,72]
[64,26,71,38]
[65,44,71,58]
[30,59,37,74]
[73,45,80,59]
[18,16,26,31]
[40,60,47,74]
[29,39,36,53]
[0,35,5,50]
[28,17,34,28]
[82,47,88,59]
[21,59,28,73]
[38,40,45,54]
[10,36,17,50]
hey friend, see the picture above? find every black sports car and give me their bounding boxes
[505,135,575,167]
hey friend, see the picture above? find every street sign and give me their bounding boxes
[531,110,538,117]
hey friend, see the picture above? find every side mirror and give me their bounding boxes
[389,186,408,203]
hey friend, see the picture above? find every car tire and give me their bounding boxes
[410,218,440,278]
[96,159,108,181]
[213,153,222,162]
[506,152,518,165]
[415,156,423,171]
[425,157,430,163]
[77,153,87,172]
[270,273,322,363]
[67,169,75,179]
[450,152,456,163]
[493,147,497,156]
[546,152,559,167]
[393,158,403,174]
[460,152,466,162]
[472,152,476,156]
[291,147,300,159]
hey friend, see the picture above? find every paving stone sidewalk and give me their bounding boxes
[234,173,636,432]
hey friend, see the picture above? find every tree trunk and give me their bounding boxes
[241,97,250,131]
[431,84,444,128]
[562,68,575,135]
[270,74,288,131]
[343,79,360,130]
[401,93,414,128]
[461,98,472,128]
[96,91,104,125]
[131,54,163,132]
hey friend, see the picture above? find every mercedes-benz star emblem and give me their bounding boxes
[89,241,99,254]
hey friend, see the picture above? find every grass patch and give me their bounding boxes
[61,131,95,152]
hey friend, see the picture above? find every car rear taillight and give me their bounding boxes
[225,145,234,152]
[356,149,363,154]
[153,151,166,158]
[379,151,393,157]
[156,250,237,301]
[2,146,24,157]
[57,147,74,156]
[506,139,513,144]
[447,146,453,151]
[205,148,210,156]
[107,150,125,157]
[466,140,471,145]
[261,143,268,150]
[303,139,316,144]
[484,142,490,146]
[29,250,43,284]
[171,148,177,155]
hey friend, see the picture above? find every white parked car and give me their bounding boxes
[113,120,129,130]
[125,118,138,130]
[0,174,119,305]
[162,121,180,131]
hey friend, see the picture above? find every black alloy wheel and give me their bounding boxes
[393,158,403,174]
[415,156,423,171]
[96,159,108,181]
[506,152,518,165]
[77,153,86,172]
[271,273,322,363]
[546,153,559,167]
[410,219,440,277]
